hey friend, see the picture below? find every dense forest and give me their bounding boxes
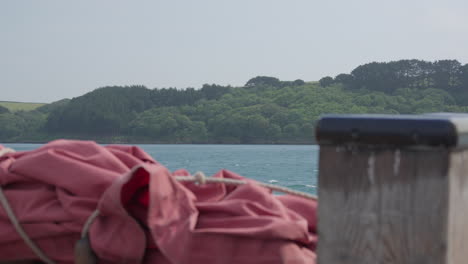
[1,59,468,144]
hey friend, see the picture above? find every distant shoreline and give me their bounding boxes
[0,100,46,104]
[2,140,316,145]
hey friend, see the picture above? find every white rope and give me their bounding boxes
[81,210,100,239]
[0,147,15,157]
[176,171,318,201]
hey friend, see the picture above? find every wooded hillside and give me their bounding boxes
[1,59,468,144]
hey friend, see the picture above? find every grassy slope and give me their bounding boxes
[0,101,46,112]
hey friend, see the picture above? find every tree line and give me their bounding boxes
[1,59,468,144]
[320,59,468,95]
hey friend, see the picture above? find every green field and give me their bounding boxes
[0,101,46,112]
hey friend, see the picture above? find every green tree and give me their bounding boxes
[46,86,153,136]
[319,76,334,87]
[431,60,462,90]
[334,73,354,86]
[283,123,299,138]
[245,76,281,87]
[200,84,232,100]
[0,113,24,141]
[292,79,305,86]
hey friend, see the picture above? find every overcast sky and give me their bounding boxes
[1,0,468,103]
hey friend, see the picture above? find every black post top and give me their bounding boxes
[315,113,468,147]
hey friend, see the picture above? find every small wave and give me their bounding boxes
[286,184,316,188]
[268,179,279,184]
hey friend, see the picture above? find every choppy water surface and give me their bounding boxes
[3,143,319,194]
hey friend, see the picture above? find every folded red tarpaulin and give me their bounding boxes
[0,140,317,263]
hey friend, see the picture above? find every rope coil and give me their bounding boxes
[0,147,15,157]
[193,171,207,185]
[174,174,317,201]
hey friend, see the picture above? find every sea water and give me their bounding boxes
[2,143,319,195]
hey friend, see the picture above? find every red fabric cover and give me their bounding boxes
[0,140,317,263]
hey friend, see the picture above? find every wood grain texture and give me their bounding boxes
[317,146,450,264]
[447,150,468,264]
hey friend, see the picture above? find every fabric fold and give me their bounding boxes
[0,140,317,264]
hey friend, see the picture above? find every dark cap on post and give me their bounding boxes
[315,113,468,147]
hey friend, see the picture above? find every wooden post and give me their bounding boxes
[315,114,468,264]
